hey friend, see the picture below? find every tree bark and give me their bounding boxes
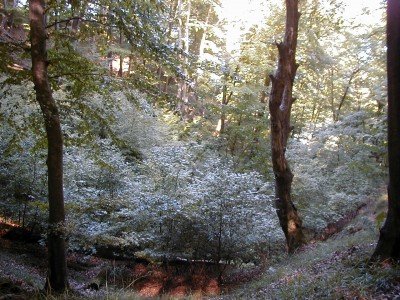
[215,81,229,135]
[198,4,211,59]
[118,29,123,77]
[29,0,68,292]
[176,0,191,119]
[334,67,360,121]
[215,78,233,135]
[371,0,400,261]
[268,0,305,253]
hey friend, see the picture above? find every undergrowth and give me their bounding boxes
[216,194,400,300]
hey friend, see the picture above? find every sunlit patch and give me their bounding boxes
[288,219,297,233]
[218,0,267,52]
[218,0,383,53]
[204,278,220,295]
[169,285,187,297]
[0,217,20,228]
[7,64,25,71]
[137,280,163,297]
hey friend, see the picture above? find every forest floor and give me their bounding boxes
[215,191,400,300]
[0,190,399,300]
[0,221,224,299]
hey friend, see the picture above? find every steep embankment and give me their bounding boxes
[214,187,400,300]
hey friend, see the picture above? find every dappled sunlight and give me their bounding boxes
[288,219,297,233]
[130,262,222,298]
[0,0,391,298]
[0,217,20,228]
[136,280,163,297]
[378,189,389,205]
[371,187,389,225]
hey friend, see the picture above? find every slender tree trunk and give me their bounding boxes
[29,0,68,292]
[176,0,182,49]
[215,83,233,135]
[176,0,183,100]
[176,0,191,118]
[128,53,133,74]
[107,51,113,75]
[216,66,238,135]
[184,0,190,57]
[118,29,123,77]
[198,4,211,59]
[268,0,305,253]
[371,0,400,261]
[334,68,360,121]
[118,57,123,77]
[181,0,190,104]
[157,65,163,92]
[159,0,177,97]
[215,82,228,135]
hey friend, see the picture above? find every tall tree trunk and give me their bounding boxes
[371,0,400,261]
[176,0,183,101]
[29,0,68,292]
[176,0,191,118]
[183,0,190,57]
[118,29,123,77]
[215,81,228,135]
[181,0,190,104]
[198,4,211,59]
[268,0,305,253]
[176,0,182,49]
[215,71,233,135]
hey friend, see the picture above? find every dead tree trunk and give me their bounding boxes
[371,0,400,261]
[29,0,68,292]
[268,0,305,253]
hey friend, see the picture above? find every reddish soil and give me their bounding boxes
[0,222,263,298]
[109,260,223,298]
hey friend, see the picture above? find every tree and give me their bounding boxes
[371,0,400,261]
[29,0,68,292]
[268,0,305,253]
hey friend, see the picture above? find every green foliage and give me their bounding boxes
[0,1,389,293]
[376,211,386,230]
[232,208,399,299]
[48,38,105,98]
[288,111,387,234]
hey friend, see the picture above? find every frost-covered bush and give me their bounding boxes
[288,110,387,233]
[0,79,48,229]
[111,90,172,152]
[64,141,284,263]
[137,143,283,262]
[0,77,283,263]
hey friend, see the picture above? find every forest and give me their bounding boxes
[0,0,399,299]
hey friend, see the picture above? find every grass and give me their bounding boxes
[214,194,400,300]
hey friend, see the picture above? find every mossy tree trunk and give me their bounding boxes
[371,0,400,261]
[29,0,68,292]
[268,0,305,253]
